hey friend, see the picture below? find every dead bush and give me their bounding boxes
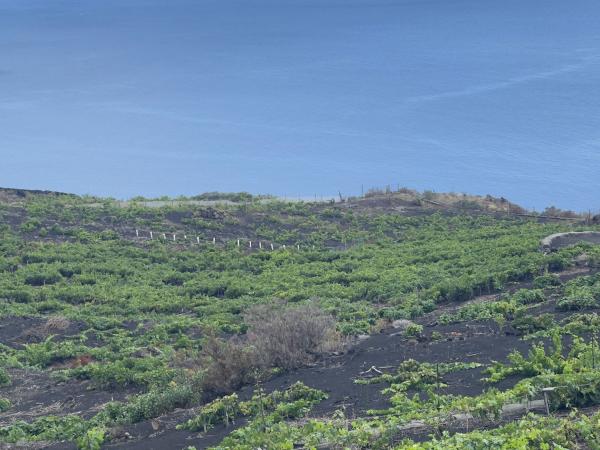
[244,303,341,370]
[43,316,71,334]
[200,333,258,393]
[19,316,72,343]
[197,303,341,393]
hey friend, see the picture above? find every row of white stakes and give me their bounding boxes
[135,229,300,250]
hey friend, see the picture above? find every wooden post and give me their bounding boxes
[436,363,440,411]
[542,387,555,415]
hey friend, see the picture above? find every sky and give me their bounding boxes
[1,0,600,210]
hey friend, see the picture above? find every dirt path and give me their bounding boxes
[541,231,600,252]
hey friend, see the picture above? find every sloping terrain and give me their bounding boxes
[1,188,600,449]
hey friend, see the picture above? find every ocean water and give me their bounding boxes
[1,0,599,210]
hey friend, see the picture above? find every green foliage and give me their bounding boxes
[76,427,105,450]
[178,393,240,432]
[533,273,562,289]
[101,380,199,424]
[356,359,481,393]
[512,312,555,334]
[557,291,598,310]
[1,192,597,448]
[557,273,600,310]
[438,299,518,325]
[0,398,11,412]
[19,218,42,233]
[403,323,424,337]
[0,367,11,386]
[485,332,600,383]
[512,288,545,305]
[0,415,88,443]
[178,382,327,433]
[20,337,84,368]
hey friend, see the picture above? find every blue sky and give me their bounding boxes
[1,0,600,210]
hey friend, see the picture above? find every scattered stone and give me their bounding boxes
[391,319,415,331]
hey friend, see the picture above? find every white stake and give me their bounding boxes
[135,229,139,237]
[270,243,274,250]
[212,237,216,244]
[173,234,176,241]
[150,231,153,240]
[297,244,300,251]
[162,233,166,240]
[237,239,240,247]
[249,241,252,248]
[259,241,262,249]
[184,235,187,240]
[283,244,286,249]
[196,236,200,244]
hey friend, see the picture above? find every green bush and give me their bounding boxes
[0,367,11,386]
[557,293,598,311]
[513,289,545,305]
[404,323,424,337]
[24,270,61,286]
[76,427,105,450]
[533,274,562,289]
[0,398,11,412]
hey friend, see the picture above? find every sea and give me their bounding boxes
[1,0,599,210]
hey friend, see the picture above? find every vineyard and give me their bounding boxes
[1,188,600,449]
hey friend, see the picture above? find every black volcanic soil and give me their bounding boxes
[4,267,597,450]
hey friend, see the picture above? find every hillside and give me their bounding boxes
[1,187,600,449]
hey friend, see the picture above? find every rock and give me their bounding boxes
[391,319,415,331]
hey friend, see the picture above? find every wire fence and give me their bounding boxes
[128,228,338,252]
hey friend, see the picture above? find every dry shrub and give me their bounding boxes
[43,316,71,334]
[200,333,257,393]
[19,316,71,343]
[67,354,94,368]
[245,303,341,370]
[199,303,341,393]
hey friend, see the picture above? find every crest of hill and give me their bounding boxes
[0,187,78,203]
[0,185,587,221]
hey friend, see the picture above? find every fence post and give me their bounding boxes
[542,387,555,415]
